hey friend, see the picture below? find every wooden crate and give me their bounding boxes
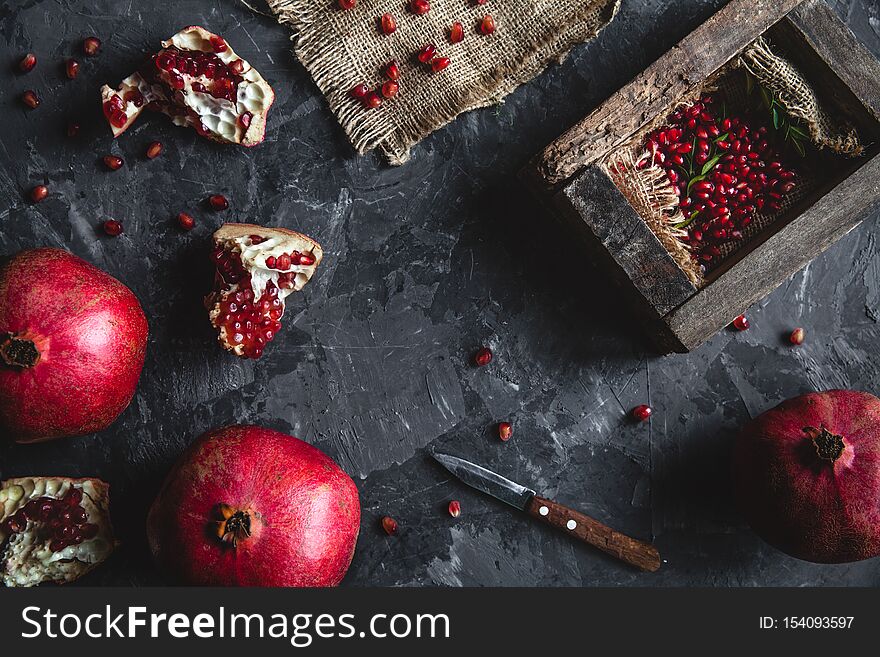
[523,0,880,353]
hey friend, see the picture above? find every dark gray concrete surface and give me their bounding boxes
[1,0,879,586]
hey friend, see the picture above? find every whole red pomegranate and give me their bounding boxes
[0,248,148,443]
[733,390,880,563]
[147,425,360,586]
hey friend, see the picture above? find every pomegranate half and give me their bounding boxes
[733,389,880,563]
[147,425,360,587]
[0,248,148,443]
[1,477,117,587]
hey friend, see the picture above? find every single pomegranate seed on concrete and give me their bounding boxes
[498,421,512,441]
[19,53,37,73]
[479,15,496,35]
[448,500,461,517]
[209,194,229,211]
[380,13,397,34]
[381,80,399,98]
[338,0,356,8]
[631,405,652,422]
[177,212,195,231]
[103,155,124,170]
[67,121,81,137]
[732,314,750,331]
[362,91,382,109]
[789,327,805,345]
[381,516,398,535]
[350,83,369,99]
[450,22,464,43]
[209,35,228,53]
[473,346,492,366]
[30,185,49,203]
[416,44,437,64]
[83,36,101,56]
[145,141,163,159]
[66,58,79,79]
[384,60,401,81]
[102,219,123,236]
[410,0,430,14]
[21,90,40,109]
[431,57,450,72]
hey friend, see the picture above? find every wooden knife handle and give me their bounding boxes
[526,496,661,572]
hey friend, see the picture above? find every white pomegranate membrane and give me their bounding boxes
[207,224,323,359]
[100,26,274,146]
[1,477,116,587]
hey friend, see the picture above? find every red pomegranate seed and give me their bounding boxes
[384,60,401,81]
[789,327,805,345]
[449,22,464,43]
[66,58,79,79]
[177,212,195,231]
[381,80,399,99]
[209,194,229,211]
[380,13,397,34]
[169,73,185,90]
[30,185,48,203]
[479,15,496,35]
[83,36,101,56]
[431,57,450,73]
[239,112,252,129]
[350,83,369,99]
[338,0,356,8]
[448,500,461,518]
[276,253,292,270]
[103,155,124,170]
[21,90,40,109]
[102,219,123,236]
[299,253,316,266]
[145,141,163,159]
[18,53,36,73]
[229,59,245,75]
[498,421,512,441]
[410,0,430,14]
[631,404,652,422]
[473,346,492,366]
[732,314,750,331]
[362,91,382,109]
[475,0,488,3]
[209,35,228,53]
[381,516,398,535]
[67,121,81,137]
[416,44,436,64]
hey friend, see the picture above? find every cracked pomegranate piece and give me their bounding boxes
[100,26,274,147]
[206,224,323,359]
[1,477,116,587]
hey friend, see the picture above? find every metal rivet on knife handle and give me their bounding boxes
[527,496,661,573]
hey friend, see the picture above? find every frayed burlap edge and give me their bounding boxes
[267,0,621,165]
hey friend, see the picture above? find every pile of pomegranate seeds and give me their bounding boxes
[381,516,398,535]
[209,271,283,359]
[640,94,798,266]
[150,47,244,103]
[102,219,123,236]
[30,185,48,203]
[631,405,652,422]
[0,487,99,554]
[83,36,101,56]
[351,60,404,110]
[732,314,750,331]
[498,421,512,441]
[448,501,461,518]
[18,53,36,73]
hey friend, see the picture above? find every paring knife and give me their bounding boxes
[433,453,661,572]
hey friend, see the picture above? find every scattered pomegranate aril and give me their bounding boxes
[67,121,81,137]
[362,91,382,109]
[381,516,398,535]
[102,219,123,236]
[448,501,461,518]
[380,13,397,35]
[450,22,464,43]
[479,15,496,35]
[83,36,102,56]
[409,0,430,14]
[498,421,512,441]
[103,155,124,170]
[431,57,450,73]
[350,83,369,99]
[631,405,652,422]
[338,0,356,8]
[789,327,805,346]
[21,90,40,109]
[473,346,493,366]
[208,194,229,210]
[381,80,399,99]
[145,141,163,159]
[416,44,437,64]
[384,60,401,81]
[177,212,196,231]
[18,53,36,73]
[732,314,750,331]
[30,185,48,203]
[65,58,79,79]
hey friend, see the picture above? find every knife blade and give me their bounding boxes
[433,452,661,572]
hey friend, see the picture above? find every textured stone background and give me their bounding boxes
[1,0,879,586]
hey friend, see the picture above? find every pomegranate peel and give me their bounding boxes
[207,223,323,359]
[1,477,116,587]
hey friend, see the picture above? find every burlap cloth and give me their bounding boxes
[266,0,620,164]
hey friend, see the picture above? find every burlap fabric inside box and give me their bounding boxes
[267,0,620,164]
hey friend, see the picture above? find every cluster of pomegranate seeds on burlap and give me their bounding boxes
[639,93,798,267]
